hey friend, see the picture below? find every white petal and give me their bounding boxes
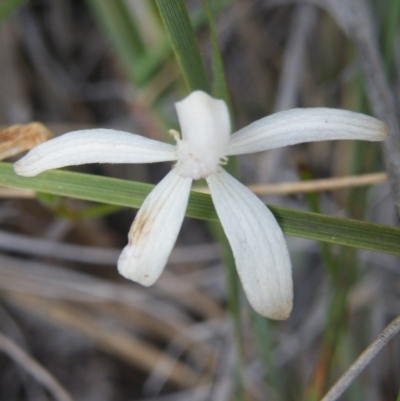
[207,169,293,320]
[118,168,192,286]
[14,129,177,177]
[175,91,230,175]
[227,108,389,155]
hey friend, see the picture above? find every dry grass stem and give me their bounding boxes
[6,293,205,389]
[0,255,219,326]
[0,230,220,265]
[274,4,317,112]
[0,331,74,401]
[194,172,387,195]
[0,186,35,198]
[321,315,400,401]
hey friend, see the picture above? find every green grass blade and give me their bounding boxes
[136,0,232,86]
[381,0,400,75]
[155,0,209,92]
[0,162,399,257]
[0,0,26,21]
[203,0,237,176]
[204,0,231,106]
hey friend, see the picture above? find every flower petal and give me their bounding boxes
[14,129,177,176]
[175,91,230,174]
[227,108,389,155]
[118,168,192,286]
[207,169,293,320]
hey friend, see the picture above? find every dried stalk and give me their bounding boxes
[195,172,387,195]
[274,4,317,112]
[7,293,204,389]
[0,230,220,265]
[0,331,74,401]
[321,315,400,401]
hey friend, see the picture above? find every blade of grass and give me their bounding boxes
[202,0,237,176]
[204,0,231,107]
[136,0,231,87]
[380,0,400,76]
[85,0,231,91]
[155,0,209,92]
[0,162,399,257]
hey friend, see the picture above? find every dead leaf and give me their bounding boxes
[0,122,53,160]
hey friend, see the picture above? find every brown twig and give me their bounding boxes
[321,315,400,401]
[0,186,35,198]
[195,172,387,195]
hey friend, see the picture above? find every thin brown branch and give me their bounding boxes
[321,315,400,401]
[0,186,35,198]
[195,172,387,195]
[0,230,220,265]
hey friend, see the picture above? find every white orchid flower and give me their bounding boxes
[14,91,388,320]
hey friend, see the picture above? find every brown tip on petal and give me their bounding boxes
[117,245,160,288]
[269,301,293,320]
[382,123,390,139]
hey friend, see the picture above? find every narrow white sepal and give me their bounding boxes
[118,168,192,286]
[207,169,293,320]
[227,108,389,156]
[175,91,230,175]
[14,129,177,177]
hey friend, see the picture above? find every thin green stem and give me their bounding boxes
[203,0,237,177]
[155,0,209,92]
[204,0,231,108]
[251,312,282,399]
[381,0,400,76]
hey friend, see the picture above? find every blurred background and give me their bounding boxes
[0,0,399,400]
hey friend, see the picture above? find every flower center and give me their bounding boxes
[170,129,227,180]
